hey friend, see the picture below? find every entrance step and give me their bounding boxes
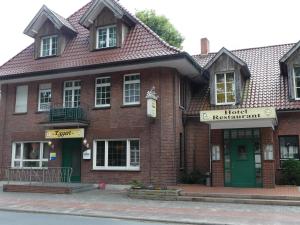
[179,192,300,206]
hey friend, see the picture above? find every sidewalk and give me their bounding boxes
[0,188,300,225]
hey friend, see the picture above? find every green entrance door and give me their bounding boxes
[230,139,256,187]
[62,139,81,182]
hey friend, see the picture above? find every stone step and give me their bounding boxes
[177,196,300,206]
[180,191,300,201]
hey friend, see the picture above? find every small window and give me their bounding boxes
[40,35,58,57]
[215,72,236,105]
[279,136,299,166]
[15,85,28,113]
[95,77,111,107]
[93,139,140,170]
[63,81,81,108]
[96,25,116,49]
[12,142,49,168]
[38,84,51,112]
[123,74,140,105]
[294,67,300,99]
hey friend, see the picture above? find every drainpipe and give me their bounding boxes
[208,124,212,186]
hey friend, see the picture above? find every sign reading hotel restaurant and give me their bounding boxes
[45,128,84,139]
[200,107,276,122]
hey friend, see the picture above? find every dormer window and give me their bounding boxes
[40,35,58,57]
[215,72,236,105]
[294,67,300,99]
[96,25,116,49]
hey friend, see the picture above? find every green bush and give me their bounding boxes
[281,160,300,185]
[180,170,206,184]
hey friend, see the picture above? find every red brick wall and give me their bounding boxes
[211,129,224,187]
[185,119,210,174]
[261,127,275,188]
[0,67,184,186]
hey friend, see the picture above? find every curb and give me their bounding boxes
[0,207,230,225]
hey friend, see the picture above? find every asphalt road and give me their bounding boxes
[0,211,176,225]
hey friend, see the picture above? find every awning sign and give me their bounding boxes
[45,128,84,139]
[200,107,276,122]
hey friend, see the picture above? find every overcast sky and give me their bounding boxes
[0,0,300,66]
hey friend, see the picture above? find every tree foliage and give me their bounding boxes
[135,9,184,49]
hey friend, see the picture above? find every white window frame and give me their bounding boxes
[93,139,140,171]
[63,80,81,108]
[11,141,49,169]
[95,77,111,108]
[15,85,28,113]
[96,25,117,49]
[123,74,140,105]
[215,72,236,105]
[293,67,300,100]
[40,35,58,57]
[38,83,52,112]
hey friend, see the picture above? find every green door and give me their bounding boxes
[62,139,81,182]
[230,139,256,187]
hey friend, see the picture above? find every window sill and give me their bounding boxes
[13,112,27,116]
[93,46,118,52]
[120,104,141,108]
[93,106,111,110]
[38,55,58,60]
[92,168,140,172]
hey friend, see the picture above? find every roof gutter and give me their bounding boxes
[0,52,203,81]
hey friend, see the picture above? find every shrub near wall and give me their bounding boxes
[281,160,300,185]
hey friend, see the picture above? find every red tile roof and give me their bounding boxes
[0,0,180,77]
[187,43,299,115]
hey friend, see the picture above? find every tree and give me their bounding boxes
[135,9,184,49]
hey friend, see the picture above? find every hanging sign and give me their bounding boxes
[147,98,157,118]
[50,152,56,161]
[45,128,84,139]
[83,149,91,160]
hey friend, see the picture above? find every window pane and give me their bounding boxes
[216,74,224,83]
[226,73,234,82]
[23,143,40,160]
[227,93,236,102]
[217,83,225,93]
[98,28,107,48]
[226,83,234,92]
[108,27,116,47]
[279,136,299,160]
[130,140,140,167]
[295,67,300,77]
[96,141,105,167]
[297,88,300,99]
[15,85,28,113]
[217,93,225,103]
[23,161,40,168]
[15,143,21,159]
[43,143,51,159]
[108,141,127,167]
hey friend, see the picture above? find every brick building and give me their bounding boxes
[0,0,299,188]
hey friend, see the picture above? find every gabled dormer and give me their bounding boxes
[24,5,77,59]
[280,41,300,101]
[79,0,136,51]
[204,48,251,106]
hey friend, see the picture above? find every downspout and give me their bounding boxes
[208,124,212,186]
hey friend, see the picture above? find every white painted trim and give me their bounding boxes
[38,83,51,112]
[40,35,58,57]
[93,139,140,171]
[96,25,116,49]
[11,141,49,169]
[214,72,236,105]
[293,67,300,100]
[95,76,111,108]
[123,73,140,105]
[63,80,81,108]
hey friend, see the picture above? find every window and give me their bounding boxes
[215,72,236,105]
[294,67,300,99]
[15,85,28,113]
[279,136,299,166]
[93,139,140,170]
[96,25,116,49]
[95,77,111,107]
[38,83,51,111]
[63,81,81,108]
[123,74,140,105]
[12,142,50,168]
[40,35,58,57]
